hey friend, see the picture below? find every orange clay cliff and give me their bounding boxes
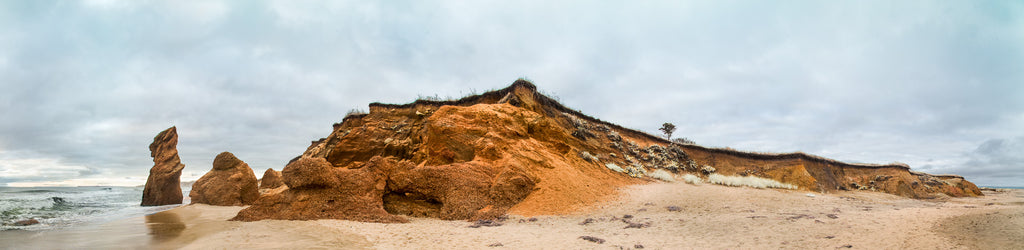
[230,79,981,223]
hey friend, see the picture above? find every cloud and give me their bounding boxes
[0,152,96,184]
[951,137,1024,186]
[0,1,1022,187]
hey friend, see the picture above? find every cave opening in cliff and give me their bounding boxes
[382,191,442,218]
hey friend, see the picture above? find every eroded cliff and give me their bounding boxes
[234,79,980,222]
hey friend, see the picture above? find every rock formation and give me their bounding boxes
[13,219,39,226]
[259,168,284,190]
[141,126,185,206]
[189,152,259,206]
[235,157,405,222]
[233,79,981,222]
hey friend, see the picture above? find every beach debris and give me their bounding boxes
[806,193,816,197]
[469,219,503,228]
[579,236,606,244]
[528,217,538,222]
[838,244,853,248]
[825,236,836,239]
[190,152,260,206]
[624,221,651,229]
[623,214,634,219]
[634,244,645,248]
[666,206,682,212]
[579,218,596,225]
[747,216,767,219]
[13,219,39,226]
[638,208,647,212]
[142,126,185,206]
[826,214,839,219]
[487,243,503,247]
[643,202,655,206]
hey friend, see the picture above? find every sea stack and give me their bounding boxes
[141,126,185,206]
[189,152,260,206]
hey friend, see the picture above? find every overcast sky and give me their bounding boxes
[1,1,1022,187]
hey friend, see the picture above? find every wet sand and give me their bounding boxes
[2,183,1021,249]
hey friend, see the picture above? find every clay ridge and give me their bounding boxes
[362,79,915,172]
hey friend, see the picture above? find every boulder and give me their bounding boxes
[141,127,185,206]
[14,219,39,226]
[259,168,284,190]
[281,157,339,189]
[189,152,259,206]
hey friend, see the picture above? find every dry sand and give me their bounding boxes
[181,183,1023,249]
[5,183,1021,249]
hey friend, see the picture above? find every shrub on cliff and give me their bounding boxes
[648,169,675,182]
[605,163,626,173]
[680,174,703,184]
[707,173,796,189]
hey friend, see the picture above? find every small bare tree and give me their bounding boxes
[659,123,676,141]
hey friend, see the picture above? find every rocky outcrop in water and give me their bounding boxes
[141,127,185,206]
[189,152,259,206]
[13,219,39,226]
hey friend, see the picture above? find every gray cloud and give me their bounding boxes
[0,1,1022,186]
[952,137,1024,185]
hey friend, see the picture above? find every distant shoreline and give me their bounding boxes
[974,185,1024,189]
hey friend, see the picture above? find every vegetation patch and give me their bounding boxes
[680,174,703,185]
[707,173,797,189]
[605,163,626,173]
[648,169,675,182]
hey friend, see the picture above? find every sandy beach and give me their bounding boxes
[4,182,1020,249]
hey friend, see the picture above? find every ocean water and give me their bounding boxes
[0,186,189,231]
[984,186,1024,189]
